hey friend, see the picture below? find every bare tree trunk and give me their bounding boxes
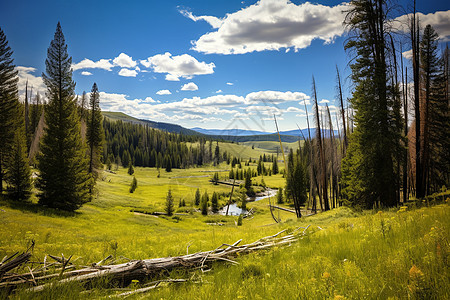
[336,66,347,153]
[312,77,329,211]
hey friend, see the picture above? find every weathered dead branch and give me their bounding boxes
[1,226,310,295]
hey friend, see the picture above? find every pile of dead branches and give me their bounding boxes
[0,225,310,295]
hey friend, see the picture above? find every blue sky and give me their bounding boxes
[1,0,449,131]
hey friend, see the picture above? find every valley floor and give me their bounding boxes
[0,166,448,299]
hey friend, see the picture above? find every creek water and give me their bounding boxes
[219,188,278,216]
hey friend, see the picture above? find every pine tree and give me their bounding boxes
[129,176,137,193]
[212,172,219,184]
[194,188,201,206]
[277,187,284,204]
[341,0,402,208]
[0,27,20,194]
[272,159,278,175]
[36,22,90,211]
[240,189,247,211]
[5,110,32,201]
[201,191,209,215]
[165,189,174,216]
[86,83,103,180]
[128,164,134,175]
[285,149,307,217]
[211,191,219,213]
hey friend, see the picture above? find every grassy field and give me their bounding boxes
[0,165,449,299]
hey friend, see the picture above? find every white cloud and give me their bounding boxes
[319,99,330,104]
[181,82,199,91]
[189,0,348,54]
[144,97,156,103]
[286,106,305,113]
[179,9,223,29]
[98,92,169,121]
[16,66,47,101]
[113,53,137,68]
[141,52,215,81]
[215,89,223,93]
[156,89,172,95]
[245,90,310,104]
[299,99,311,106]
[72,58,114,71]
[402,49,413,60]
[245,105,284,117]
[81,71,93,76]
[394,10,450,41]
[226,82,233,85]
[165,74,180,81]
[118,68,138,77]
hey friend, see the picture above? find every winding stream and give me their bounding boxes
[219,188,278,216]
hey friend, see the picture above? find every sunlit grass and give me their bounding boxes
[1,164,448,299]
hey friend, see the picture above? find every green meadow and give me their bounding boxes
[1,164,449,299]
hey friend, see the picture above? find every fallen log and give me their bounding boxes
[1,226,310,294]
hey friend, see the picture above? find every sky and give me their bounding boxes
[1,0,449,132]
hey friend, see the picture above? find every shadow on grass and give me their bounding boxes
[0,195,80,218]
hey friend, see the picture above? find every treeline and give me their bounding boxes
[283,0,449,216]
[0,23,104,211]
[102,119,228,170]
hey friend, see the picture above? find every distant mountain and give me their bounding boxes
[191,127,269,136]
[102,112,202,136]
[103,111,306,143]
[280,128,339,138]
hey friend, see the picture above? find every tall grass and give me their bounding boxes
[1,165,448,299]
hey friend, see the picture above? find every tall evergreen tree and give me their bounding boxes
[5,105,32,201]
[201,191,209,215]
[211,191,219,213]
[285,149,307,217]
[341,0,403,208]
[419,25,440,194]
[36,22,90,211]
[195,188,201,206]
[0,27,20,194]
[165,189,174,216]
[86,83,103,179]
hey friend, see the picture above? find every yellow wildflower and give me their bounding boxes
[322,272,331,279]
[409,265,424,280]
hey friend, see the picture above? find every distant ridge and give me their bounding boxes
[102,111,336,143]
[190,127,269,136]
[102,111,201,136]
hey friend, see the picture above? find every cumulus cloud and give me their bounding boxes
[226,82,233,85]
[141,52,215,81]
[113,53,137,68]
[179,9,223,28]
[245,90,309,104]
[394,10,450,41]
[98,92,169,121]
[81,71,93,76]
[402,49,413,60]
[16,66,47,100]
[181,82,199,91]
[156,89,172,95]
[72,58,114,71]
[285,106,305,113]
[189,0,348,54]
[319,99,330,104]
[215,89,223,93]
[118,68,138,77]
[144,97,156,103]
